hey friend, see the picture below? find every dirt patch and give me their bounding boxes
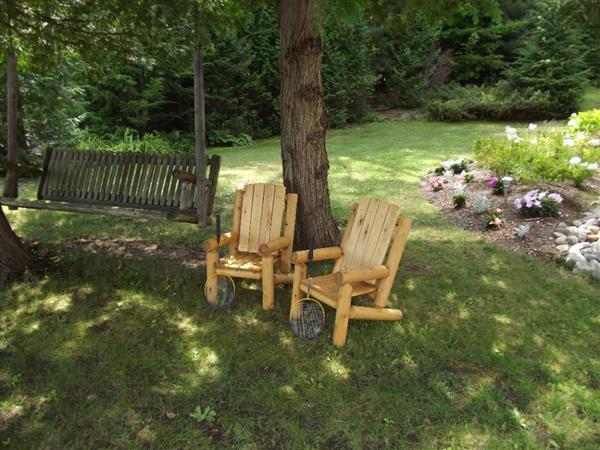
[421,168,600,261]
[59,237,205,268]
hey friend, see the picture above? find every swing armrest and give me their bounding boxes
[201,232,236,252]
[334,265,389,285]
[292,246,342,264]
[259,237,291,255]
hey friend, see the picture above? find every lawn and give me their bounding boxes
[1,120,600,449]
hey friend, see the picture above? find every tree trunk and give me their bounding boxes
[0,204,28,283]
[3,52,18,198]
[279,0,340,249]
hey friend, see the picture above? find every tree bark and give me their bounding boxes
[0,204,28,284]
[3,52,18,198]
[279,0,340,249]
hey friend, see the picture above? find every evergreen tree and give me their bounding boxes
[506,2,588,116]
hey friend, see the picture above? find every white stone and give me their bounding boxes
[590,260,600,281]
[567,226,580,235]
[554,232,566,239]
[555,236,567,245]
[566,251,588,265]
[574,220,583,227]
[574,261,593,273]
[567,236,579,245]
[556,244,570,253]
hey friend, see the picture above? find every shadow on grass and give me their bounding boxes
[1,234,599,448]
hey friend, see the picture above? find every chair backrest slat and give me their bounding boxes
[236,183,287,254]
[338,198,401,271]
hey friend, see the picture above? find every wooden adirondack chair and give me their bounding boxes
[201,183,298,310]
[290,198,412,346]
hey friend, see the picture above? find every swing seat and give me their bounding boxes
[291,198,412,347]
[201,183,298,310]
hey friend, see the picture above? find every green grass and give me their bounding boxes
[2,120,600,449]
[580,86,600,111]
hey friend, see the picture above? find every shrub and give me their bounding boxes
[486,208,506,229]
[77,128,194,154]
[453,193,467,209]
[514,190,563,217]
[430,179,444,191]
[487,176,505,195]
[424,83,551,121]
[473,194,491,214]
[464,173,475,183]
[474,118,600,186]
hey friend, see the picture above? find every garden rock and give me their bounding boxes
[556,212,600,281]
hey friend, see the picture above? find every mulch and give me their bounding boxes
[421,168,600,261]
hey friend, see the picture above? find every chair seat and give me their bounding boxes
[300,273,377,304]
[217,253,277,272]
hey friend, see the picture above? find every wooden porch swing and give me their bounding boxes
[1,148,221,224]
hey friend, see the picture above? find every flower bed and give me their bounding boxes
[421,161,599,269]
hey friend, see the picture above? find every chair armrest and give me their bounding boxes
[201,232,235,252]
[259,236,291,255]
[334,265,389,285]
[292,246,342,264]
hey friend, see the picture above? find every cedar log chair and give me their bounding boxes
[290,198,412,346]
[201,183,298,310]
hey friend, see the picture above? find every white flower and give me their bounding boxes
[505,126,517,134]
[567,119,579,128]
[569,156,582,165]
[514,136,523,144]
[575,132,586,142]
[529,138,538,144]
[563,138,575,147]
[586,163,599,171]
[589,138,600,147]
[528,123,538,130]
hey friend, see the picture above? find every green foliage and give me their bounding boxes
[439,2,531,84]
[372,14,441,108]
[425,82,550,121]
[505,2,588,117]
[452,193,467,208]
[323,16,378,126]
[77,128,194,155]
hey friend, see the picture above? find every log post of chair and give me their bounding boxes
[262,254,275,310]
[290,262,307,319]
[332,283,353,347]
[205,249,218,304]
[280,193,298,273]
[349,306,402,321]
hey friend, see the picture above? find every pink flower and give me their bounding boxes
[495,208,503,214]
[494,218,502,226]
[488,177,498,187]
[548,193,563,203]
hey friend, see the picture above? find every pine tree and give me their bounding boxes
[506,2,588,116]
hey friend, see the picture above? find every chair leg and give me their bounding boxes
[333,284,353,347]
[262,255,275,310]
[205,250,218,304]
[290,263,307,319]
